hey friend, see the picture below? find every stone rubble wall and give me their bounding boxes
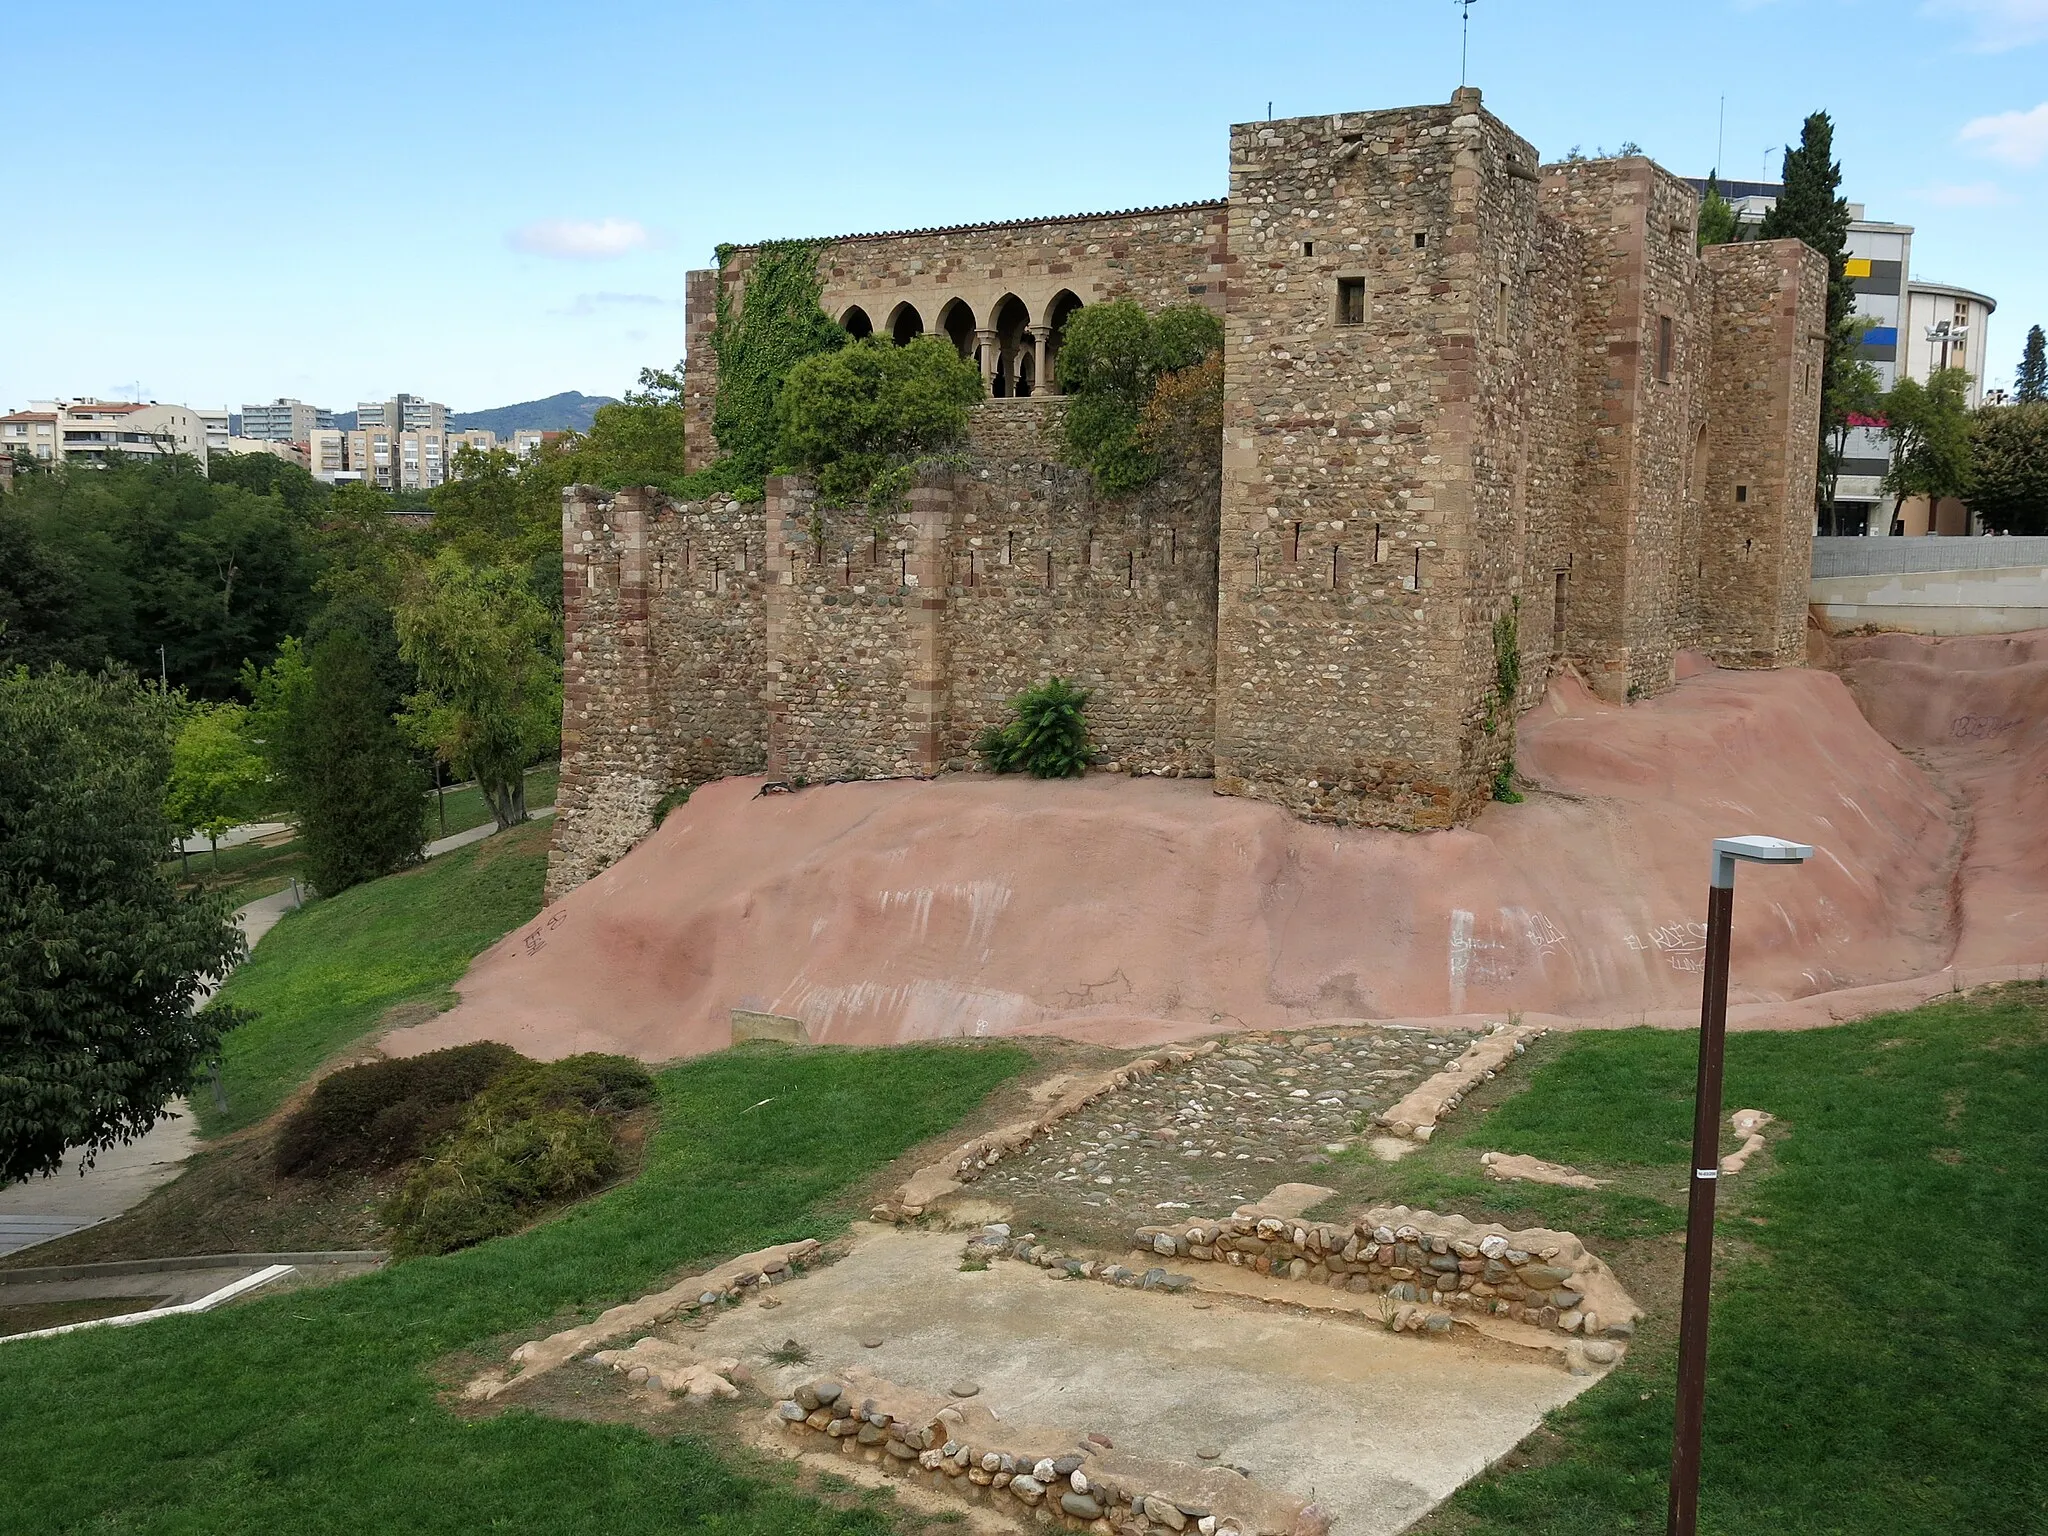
[1128,1204,1640,1340]
[773,1372,1325,1536]
[465,1237,823,1400]
[1372,1021,1545,1140]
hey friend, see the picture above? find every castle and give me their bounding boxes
[548,89,1825,900]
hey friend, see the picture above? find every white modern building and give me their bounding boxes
[197,407,232,451]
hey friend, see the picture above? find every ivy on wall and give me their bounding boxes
[1485,604,1524,803]
[701,240,846,497]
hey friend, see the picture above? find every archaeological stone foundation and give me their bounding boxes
[550,88,1826,899]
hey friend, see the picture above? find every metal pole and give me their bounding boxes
[1668,836,1812,1536]
[1668,879,1734,1536]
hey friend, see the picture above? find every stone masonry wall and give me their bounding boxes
[551,89,1828,899]
[1214,93,1553,828]
[550,486,766,900]
[1699,239,1828,667]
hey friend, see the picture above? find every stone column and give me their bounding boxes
[1027,325,1052,396]
[975,328,1000,393]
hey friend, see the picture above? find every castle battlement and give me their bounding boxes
[550,90,1824,899]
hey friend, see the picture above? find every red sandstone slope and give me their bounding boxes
[1830,629,2048,970]
[388,657,1974,1064]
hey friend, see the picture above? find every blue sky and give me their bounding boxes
[3,0,2044,414]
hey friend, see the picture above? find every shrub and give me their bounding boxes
[774,335,983,509]
[1058,301,1223,495]
[384,1053,654,1257]
[273,1041,519,1178]
[975,677,1093,779]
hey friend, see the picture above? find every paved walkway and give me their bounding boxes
[426,805,553,859]
[176,820,292,856]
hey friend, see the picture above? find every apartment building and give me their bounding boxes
[198,407,232,451]
[241,397,332,442]
[356,393,446,435]
[307,427,355,484]
[2,399,211,469]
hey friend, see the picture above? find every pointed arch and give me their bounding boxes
[1043,289,1084,394]
[886,302,924,345]
[839,305,873,340]
[937,298,976,359]
[990,294,1031,397]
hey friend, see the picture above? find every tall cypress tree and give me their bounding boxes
[1760,112,1858,534]
[2018,324,2047,404]
[297,629,426,895]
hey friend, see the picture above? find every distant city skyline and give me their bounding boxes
[4,0,2043,413]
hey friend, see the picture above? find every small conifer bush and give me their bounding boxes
[975,677,1094,779]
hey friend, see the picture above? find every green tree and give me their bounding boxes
[1696,171,1741,249]
[1058,301,1224,495]
[2017,324,2047,405]
[1882,368,1975,510]
[774,335,984,508]
[1759,112,1860,534]
[397,552,560,830]
[0,506,103,672]
[206,451,329,515]
[295,630,427,896]
[1968,402,2048,535]
[164,701,266,870]
[0,668,247,1185]
[240,636,313,803]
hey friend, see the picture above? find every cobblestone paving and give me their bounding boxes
[976,1026,1478,1235]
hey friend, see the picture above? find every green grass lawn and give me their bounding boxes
[0,1043,1028,1536]
[198,819,552,1137]
[425,763,560,843]
[1399,983,2048,1534]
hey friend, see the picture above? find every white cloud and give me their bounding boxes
[1923,0,2048,51]
[1958,101,2048,165]
[1911,180,2013,205]
[509,217,654,259]
[551,291,678,318]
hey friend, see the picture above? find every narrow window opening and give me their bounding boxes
[1735,484,1749,504]
[1331,546,1341,589]
[1170,528,1178,563]
[1291,521,1301,561]
[1496,282,1509,339]
[1303,240,1315,257]
[1127,551,1135,589]
[1045,549,1053,588]
[1656,315,1675,381]
[1007,530,1015,565]
[1337,277,1366,327]
[1414,231,1427,249]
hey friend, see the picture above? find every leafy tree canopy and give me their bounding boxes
[706,241,846,495]
[164,701,267,863]
[397,551,561,831]
[774,336,984,508]
[1968,402,2048,535]
[1057,301,1224,496]
[1882,368,1975,504]
[1,668,247,1185]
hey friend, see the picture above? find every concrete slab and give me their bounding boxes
[690,1227,1601,1535]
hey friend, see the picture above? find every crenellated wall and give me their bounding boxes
[549,87,1826,897]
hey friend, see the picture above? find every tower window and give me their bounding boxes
[1337,277,1366,327]
[1656,315,1675,381]
[1736,484,1749,504]
[1303,240,1315,256]
[1414,231,1427,249]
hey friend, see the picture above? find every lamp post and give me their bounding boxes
[1667,834,1814,1536]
